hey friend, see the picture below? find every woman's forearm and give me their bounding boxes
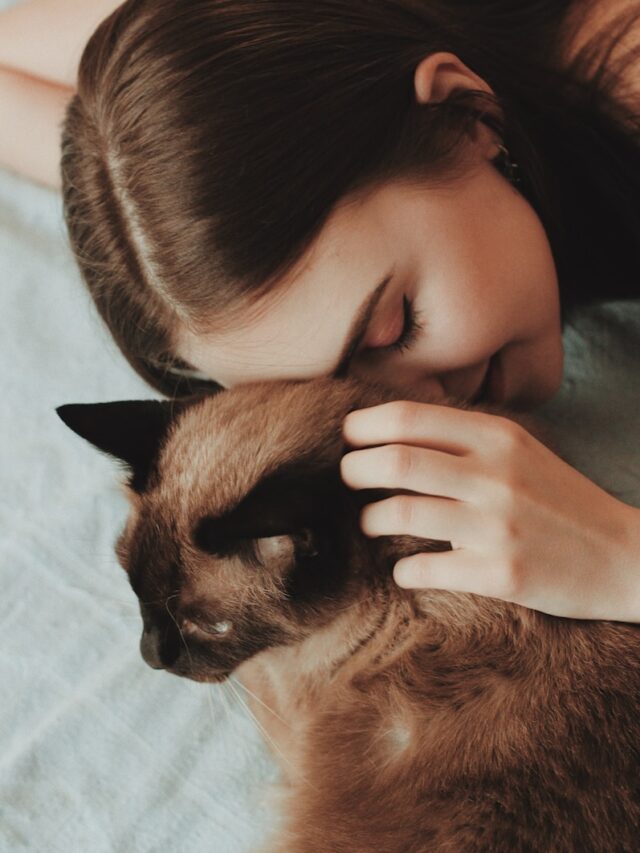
[0,0,123,88]
[0,64,71,189]
[0,0,124,188]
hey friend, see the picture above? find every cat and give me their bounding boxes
[57,377,640,852]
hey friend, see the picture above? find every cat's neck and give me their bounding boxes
[245,576,417,714]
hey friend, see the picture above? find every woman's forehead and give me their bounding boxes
[178,267,396,387]
[176,187,405,386]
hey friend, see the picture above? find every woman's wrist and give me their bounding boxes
[0,0,123,89]
[0,65,71,189]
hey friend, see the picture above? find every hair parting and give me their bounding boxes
[61,0,640,396]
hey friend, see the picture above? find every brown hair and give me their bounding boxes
[61,0,640,397]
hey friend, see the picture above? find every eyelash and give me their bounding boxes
[384,296,424,354]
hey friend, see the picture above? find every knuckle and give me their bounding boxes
[492,512,521,551]
[386,400,419,433]
[384,444,414,481]
[468,471,511,513]
[496,554,525,600]
[478,476,520,530]
[481,468,521,512]
[389,495,415,528]
[488,417,529,456]
[504,512,521,542]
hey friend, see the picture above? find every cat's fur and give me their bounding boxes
[57,378,640,852]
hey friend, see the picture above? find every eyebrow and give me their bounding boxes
[331,271,395,377]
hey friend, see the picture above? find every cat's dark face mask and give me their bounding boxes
[56,379,450,683]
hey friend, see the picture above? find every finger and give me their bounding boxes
[341,444,478,501]
[343,400,506,455]
[393,550,505,599]
[361,494,477,547]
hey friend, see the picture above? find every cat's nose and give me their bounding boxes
[140,628,165,670]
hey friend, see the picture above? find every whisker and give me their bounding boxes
[164,594,195,669]
[226,679,318,792]
[139,591,181,607]
[219,681,235,715]
[229,676,290,728]
[205,684,220,728]
[226,679,289,765]
[219,681,240,723]
[204,679,239,729]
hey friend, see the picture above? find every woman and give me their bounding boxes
[4,0,640,620]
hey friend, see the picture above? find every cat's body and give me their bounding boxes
[57,378,640,852]
[243,584,640,852]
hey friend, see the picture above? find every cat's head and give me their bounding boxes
[57,377,450,682]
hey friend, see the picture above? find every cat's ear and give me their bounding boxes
[56,400,184,492]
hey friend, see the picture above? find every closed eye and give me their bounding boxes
[369,296,424,355]
[390,296,422,353]
[182,618,233,637]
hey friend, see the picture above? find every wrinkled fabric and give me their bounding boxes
[0,169,278,853]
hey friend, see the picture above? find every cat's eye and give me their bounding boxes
[206,620,233,636]
[182,618,233,637]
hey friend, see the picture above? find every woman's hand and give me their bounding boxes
[341,401,640,623]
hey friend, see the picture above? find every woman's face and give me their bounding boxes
[177,146,564,412]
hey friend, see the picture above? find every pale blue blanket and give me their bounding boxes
[0,86,639,853]
[0,168,277,853]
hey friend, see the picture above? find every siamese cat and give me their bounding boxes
[57,377,640,852]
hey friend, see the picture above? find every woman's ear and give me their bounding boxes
[414,51,501,157]
[413,51,493,104]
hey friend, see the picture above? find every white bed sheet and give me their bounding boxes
[0,167,278,853]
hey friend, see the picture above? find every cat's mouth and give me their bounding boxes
[168,667,232,684]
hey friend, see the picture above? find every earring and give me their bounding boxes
[494,142,521,185]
